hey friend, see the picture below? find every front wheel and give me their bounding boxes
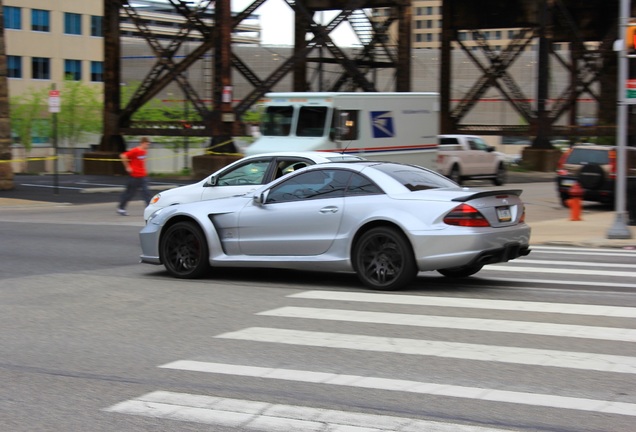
[160,221,210,278]
[352,227,417,291]
[437,264,483,278]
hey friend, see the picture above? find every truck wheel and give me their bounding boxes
[449,165,462,185]
[492,163,506,186]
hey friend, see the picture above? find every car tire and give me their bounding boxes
[449,165,462,185]
[492,163,507,186]
[578,163,605,190]
[352,226,418,291]
[437,264,483,278]
[559,192,570,208]
[160,221,210,279]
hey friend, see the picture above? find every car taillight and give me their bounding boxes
[556,149,571,171]
[520,205,526,223]
[444,203,491,227]
[609,149,616,179]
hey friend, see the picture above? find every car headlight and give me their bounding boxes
[149,193,161,205]
[147,207,165,224]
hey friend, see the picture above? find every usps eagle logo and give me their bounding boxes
[371,111,395,138]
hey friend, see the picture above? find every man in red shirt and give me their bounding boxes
[117,137,151,216]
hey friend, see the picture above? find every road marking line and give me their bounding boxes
[106,391,518,431]
[512,259,636,269]
[258,307,636,342]
[483,265,634,277]
[215,328,636,374]
[289,291,636,318]
[158,363,636,417]
[531,245,636,254]
[483,276,636,289]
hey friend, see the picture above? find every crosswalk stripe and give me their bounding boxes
[483,265,635,277]
[106,391,519,431]
[258,307,636,342]
[289,291,636,318]
[531,245,636,255]
[514,259,635,269]
[159,362,636,417]
[215,328,636,374]
[484,276,636,289]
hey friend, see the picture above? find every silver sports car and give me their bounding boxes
[140,161,531,291]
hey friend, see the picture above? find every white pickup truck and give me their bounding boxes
[435,134,507,185]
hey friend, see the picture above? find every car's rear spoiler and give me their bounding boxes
[451,189,523,202]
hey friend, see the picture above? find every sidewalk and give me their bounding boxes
[528,211,636,248]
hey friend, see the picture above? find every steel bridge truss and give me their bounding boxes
[102,0,408,147]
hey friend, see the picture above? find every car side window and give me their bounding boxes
[266,169,349,203]
[216,160,270,186]
[274,159,310,179]
[346,173,383,196]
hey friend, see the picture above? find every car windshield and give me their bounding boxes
[567,148,610,165]
[373,163,457,191]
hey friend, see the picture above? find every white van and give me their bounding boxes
[245,92,439,169]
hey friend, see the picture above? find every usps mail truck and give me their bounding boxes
[244,92,439,169]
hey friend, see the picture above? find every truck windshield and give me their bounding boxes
[261,106,294,136]
[297,106,328,137]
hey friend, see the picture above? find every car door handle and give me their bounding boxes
[319,206,339,214]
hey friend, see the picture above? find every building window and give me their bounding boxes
[7,56,22,78]
[32,9,50,32]
[32,57,50,79]
[65,59,82,81]
[64,12,82,35]
[4,6,21,30]
[90,15,102,36]
[91,61,103,82]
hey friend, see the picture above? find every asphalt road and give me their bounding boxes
[0,187,634,432]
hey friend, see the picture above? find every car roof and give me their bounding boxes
[243,151,363,161]
[570,144,614,150]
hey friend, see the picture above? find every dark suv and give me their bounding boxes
[556,144,636,207]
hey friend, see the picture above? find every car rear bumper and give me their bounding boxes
[412,224,531,271]
[557,176,615,203]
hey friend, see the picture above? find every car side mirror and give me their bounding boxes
[253,190,269,205]
[487,146,495,152]
[207,175,217,186]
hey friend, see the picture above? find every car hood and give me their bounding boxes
[148,193,253,223]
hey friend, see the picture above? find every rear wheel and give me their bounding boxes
[437,264,483,278]
[449,165,462,185]
[352,227,417,291]
[160,221,209,278]
[492,163,506,186]
[578,163,604,190]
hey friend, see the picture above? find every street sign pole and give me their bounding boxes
[49,85,60,195]
[608,0,633,239]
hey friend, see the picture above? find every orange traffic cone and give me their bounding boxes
[567,182,583,221]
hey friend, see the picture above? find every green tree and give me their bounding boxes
[57,79,102,171]
[9,87,50,170]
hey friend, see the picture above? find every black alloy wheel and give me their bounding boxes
[160,221,210,278]
[353,227,417,291]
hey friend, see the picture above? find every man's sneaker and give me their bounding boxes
[117,208,128,216]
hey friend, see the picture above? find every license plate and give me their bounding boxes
[497,206,512,222]
[561,179,575,187]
